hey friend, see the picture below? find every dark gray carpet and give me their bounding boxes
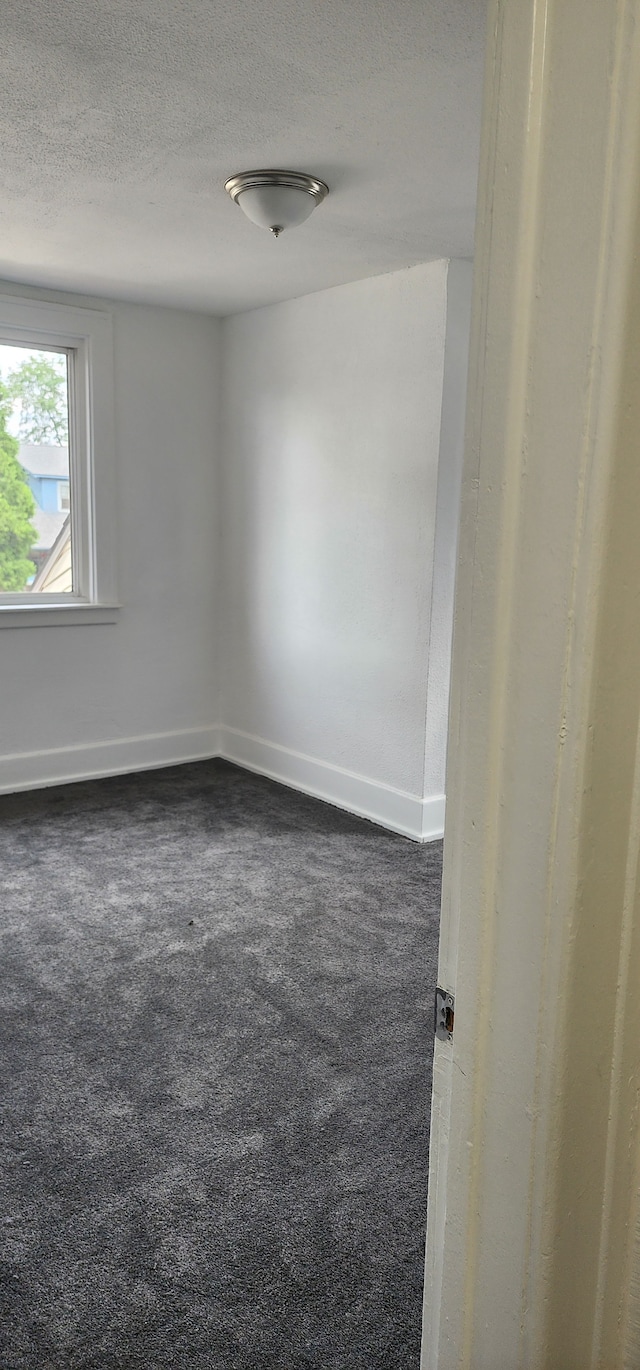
[0,759,442,1369]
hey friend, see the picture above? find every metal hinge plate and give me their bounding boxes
[434,987,455,1042]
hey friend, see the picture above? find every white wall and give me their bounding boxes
[219,262,466,839]
[423,259,473,798]
[0,294,221,791]
[0,264,472,836]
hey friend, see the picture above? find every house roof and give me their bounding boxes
[19,444,69,479]
[32,508,68,552]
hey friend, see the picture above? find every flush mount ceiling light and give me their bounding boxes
[224,170,329,239]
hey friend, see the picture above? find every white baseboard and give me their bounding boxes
[0,725,220,796]
[219,726,445,843]
[0,723,445,842]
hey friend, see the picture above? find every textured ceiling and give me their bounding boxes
[0,0,486,315]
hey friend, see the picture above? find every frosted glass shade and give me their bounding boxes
[225,171,329,238]
[236,184,316,233]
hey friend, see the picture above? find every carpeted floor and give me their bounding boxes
[0,759,442,1369]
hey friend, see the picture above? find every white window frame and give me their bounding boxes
[0,290,118,628]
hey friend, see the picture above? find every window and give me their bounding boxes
[0,343,72,592]
[0,290,117,627]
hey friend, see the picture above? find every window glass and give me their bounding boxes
[0,293,116,623]
[0,344,72,594]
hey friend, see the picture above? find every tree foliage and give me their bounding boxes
[5,353,68,445]
[0,385,37,590]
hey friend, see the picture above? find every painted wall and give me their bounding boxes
[0,264,471,835]
[219,261,467,838]
[0,293,221,789]
[423,259,473,799]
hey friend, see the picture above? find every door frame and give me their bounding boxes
[422,2,640,1365]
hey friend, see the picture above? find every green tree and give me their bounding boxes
[0,384,37,590]
[6,353,68,444]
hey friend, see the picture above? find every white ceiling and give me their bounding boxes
[0,0,486,316]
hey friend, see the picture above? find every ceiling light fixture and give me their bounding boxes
[224,170,329,239]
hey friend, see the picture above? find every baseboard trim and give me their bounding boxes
[0,724,445,842]
[219,726,445,843]
[0,726,221,796]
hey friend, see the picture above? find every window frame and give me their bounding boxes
[0,290,118,628]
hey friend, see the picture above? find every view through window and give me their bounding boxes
[0,342,72,595]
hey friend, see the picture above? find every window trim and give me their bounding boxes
[0,291,119,627]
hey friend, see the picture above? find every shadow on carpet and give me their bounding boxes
[0,759,442,1369]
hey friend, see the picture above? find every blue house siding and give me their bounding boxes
[18,446,70,553]
[24,473,67,512]
[27,474,62,511]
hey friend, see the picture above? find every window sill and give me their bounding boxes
[0,603,120,629]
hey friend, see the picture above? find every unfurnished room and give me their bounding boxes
[0,2,486,1366]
